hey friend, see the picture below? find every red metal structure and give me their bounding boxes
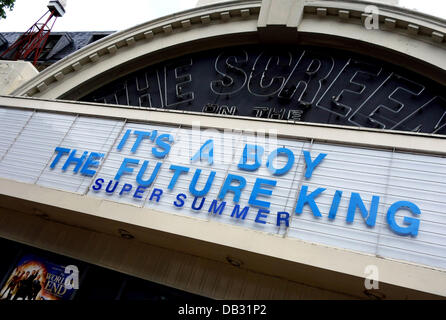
[0,1,66,65]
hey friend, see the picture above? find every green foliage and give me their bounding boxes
[0,0,15,20]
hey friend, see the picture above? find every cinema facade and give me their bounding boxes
[0,0,446,300]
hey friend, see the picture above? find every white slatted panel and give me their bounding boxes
[37,117,125,193]
[0,112,75,183]
[286,143,392,255]
[0,108,33,159]
[0,107,445,270]
[377,152,446,269]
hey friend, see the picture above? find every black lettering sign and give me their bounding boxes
[81,45,446,135]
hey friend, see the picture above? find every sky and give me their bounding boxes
[400,0,446,18]
[0,0,198,32]
[0,0,444,33]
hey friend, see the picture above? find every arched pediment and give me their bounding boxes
[11,0,446,135]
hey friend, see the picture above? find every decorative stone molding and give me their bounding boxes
[53,71,64,81]
[10,0,446,99]
[107,45,118,54]
[88,53,100,62]
[304,1,446,46]
[432,31,445,43]
[12,0,261,98]
[258,0,304,28]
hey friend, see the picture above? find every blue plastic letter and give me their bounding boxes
[238,144,264,171]
[131,130,151,153]
[50,147,70,169]
[248,178,277,208]
[106,180,119,193]
[81,152,104,176]
[328,190,343,220]
[276,212,290,227]
[208,200,226,215]
[174,193,187,207]
[117,129,131,151]
[266,148,295,176]
[152,134,174,158]
[295,185,325,217]
[149,188,163,202]
[191,197,206,211]
[168,165,190,190]
[255,209,269,224]
[136,161,162,187]
[386,201,421,237]
[62,149,89,173]
[133,186,146,199]
[191,139,214,165]
[119,183,133,195]
[231,205,249,220]
[218,174,247,203]
[302,151,327,179]
[92,178,104,191]
[114,158,139,180]
[346,193,380,227]
[189,169,216,197]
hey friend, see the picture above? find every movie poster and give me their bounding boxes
[0,254,78,300]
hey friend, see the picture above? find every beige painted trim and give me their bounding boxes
[1,95,446,156]
[0,206,355,299]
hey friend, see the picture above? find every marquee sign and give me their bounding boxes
[0,107,445,270]
[82,45,446,135]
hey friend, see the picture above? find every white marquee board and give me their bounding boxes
[0,106,445,270]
